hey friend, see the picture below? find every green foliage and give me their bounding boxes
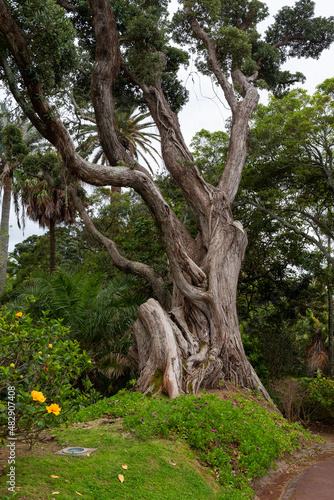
[240,304,304,382]
[2,124,29,162]
[74,390,316,499]
[172,0,334,95]
[7,269,146,392]
[0,309,97,444]
[191,129,229,185]
[266,0,334,61]
[302,376,334,419]
[271,376,334,422]
[5,0,77,92]
[10,269,141,347]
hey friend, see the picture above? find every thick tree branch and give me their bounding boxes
[56,0,78,11]
[70,188,172,310]
[183,3,237,113]
[183,5,259,205]
[0,57,47,134]
[87,0,125,166]
[218,70,259,203]
[122,61,214,244]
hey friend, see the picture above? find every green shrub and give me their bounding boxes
[0,309,100,444]
[301,375,334,421]
[271,376,334,422]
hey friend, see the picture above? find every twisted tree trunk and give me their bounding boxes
[129,196,270,400]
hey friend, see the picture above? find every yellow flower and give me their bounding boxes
[38,351,42,355]
[20,375,24,379]
[15,312,22,318]
[31,390,46,403]
[48,344,53,348]
[46,403,61,416]
[10,363,15,368]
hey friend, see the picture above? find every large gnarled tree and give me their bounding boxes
[0,0,333,399]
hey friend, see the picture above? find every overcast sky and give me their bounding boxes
[4,0,334,252]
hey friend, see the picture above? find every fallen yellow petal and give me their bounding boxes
[122,464,128,470]
[50,475,59,479]
[118,474,124,483]
[75,491,83,496]
[86,453,90,457]
[52,492,60,495]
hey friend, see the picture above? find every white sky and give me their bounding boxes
[4,0,334,252]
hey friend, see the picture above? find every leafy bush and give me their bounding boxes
[0,309,100,444]
[73,390,316,499]
[271,376,334,422]
[301,376,334,420]
[7,270,144,393]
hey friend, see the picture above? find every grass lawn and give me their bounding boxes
[1,420,222,500]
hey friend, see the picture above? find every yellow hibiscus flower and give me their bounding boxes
[46,403,61,416]
[15,312,22,318]
[31,390,46,403]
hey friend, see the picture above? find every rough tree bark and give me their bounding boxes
[0,0,275,399]
[128,192,269,399]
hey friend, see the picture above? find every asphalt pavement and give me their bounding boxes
[281,455,334,499]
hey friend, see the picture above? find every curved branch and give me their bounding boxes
[70,188,172,310]
[122,62,214,240]
[0,57,47,134]
[183,2,237,113]
[56,0,78,11]
[87,0,125,166]
[182,4,259,205]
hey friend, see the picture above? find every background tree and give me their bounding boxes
[0,120,29,294]
[15,161,77,274]
[0,0,333,399]
[239,80,334,375]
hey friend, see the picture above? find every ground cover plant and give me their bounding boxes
[0,390,321,499]
[70,390,318,499]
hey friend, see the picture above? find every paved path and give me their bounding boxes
[281,456,334,499]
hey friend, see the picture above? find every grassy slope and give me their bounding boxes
[0,390,319,500]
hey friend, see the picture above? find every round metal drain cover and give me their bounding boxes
[56,446,97,456]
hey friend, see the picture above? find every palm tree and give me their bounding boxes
[0,159,12,294]
[0,109,38,294]
[16,169,76,273]
[10,268,145,390]
[75,105,161,173]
